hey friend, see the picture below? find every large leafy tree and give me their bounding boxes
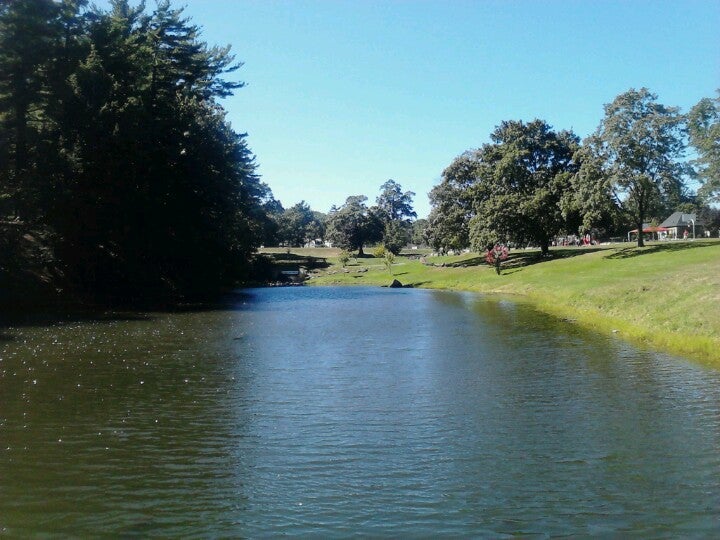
[411,218,428,246]
[563,142,628,238]
[276,201,325,247]
[326,196,383,256]
[375,179,416,254]
[687,91,720,202]
[468,119,579,255]
[580,88,687,247]
[425,151,478,253]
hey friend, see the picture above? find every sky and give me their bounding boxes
[106,0,719,218]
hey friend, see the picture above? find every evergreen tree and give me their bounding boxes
[0,0,273,303]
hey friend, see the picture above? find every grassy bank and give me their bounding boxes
[271,241,720,365]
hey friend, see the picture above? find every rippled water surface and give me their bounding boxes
[1,287,719,536]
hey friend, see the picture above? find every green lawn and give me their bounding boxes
[294,240,720,365]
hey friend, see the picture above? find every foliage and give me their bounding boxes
[467,120,580,255]
[383,250,395,274]
[276,201,324,246]
[382,220,410,255]
[375,179,416,222]
[0,0,273,302]
[411,218,428,246]
[373,245,386,258]
[698,206,720,236]
[374,179,415,254]
[338,250,351,268]
[325,195,383,256]
[687,91,720,202]
[425,151,478,253]
[564,143,628,237]
[579,88,687,247]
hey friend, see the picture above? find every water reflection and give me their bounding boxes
[1,287,719,536]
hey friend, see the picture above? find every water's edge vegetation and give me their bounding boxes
[299,241,720,366]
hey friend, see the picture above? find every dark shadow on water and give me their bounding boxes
[604,240,718,260]
[0,308,155,330]
[0,290,258,329]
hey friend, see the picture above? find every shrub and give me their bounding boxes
[384,250,395,274]
[338,250,351,268]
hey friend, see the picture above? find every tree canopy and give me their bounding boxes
[275,201,325,247]
[466,120,580,255]
[579,88,687,247]
[0,0,272,302]
[325,196,383,256]
[374,179,416,254]
[425,151,478,253]
[687,91,720,202]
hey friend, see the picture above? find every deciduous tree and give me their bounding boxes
[326,196,382,256]
[425,151,478,253]
[580,88,687,247]
[687,91,720,202]
[468,119,579,255]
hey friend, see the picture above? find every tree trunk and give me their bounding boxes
[636,192,646,248]
[540,240,549,256]
[357,245,364,257]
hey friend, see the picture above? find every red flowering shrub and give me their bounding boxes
[485,244,509,275]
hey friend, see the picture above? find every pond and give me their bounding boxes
[1,287,719,536]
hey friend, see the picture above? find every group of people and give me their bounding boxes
[553,234,595,247]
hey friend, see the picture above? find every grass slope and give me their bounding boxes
[288,241,720,365]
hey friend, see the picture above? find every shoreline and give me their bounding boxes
[306,242,720,367]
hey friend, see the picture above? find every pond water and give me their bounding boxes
[1,286,719,537]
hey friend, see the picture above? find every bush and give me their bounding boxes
[384,250,395,273]
[373,245,386,258]
[338,250,351,268]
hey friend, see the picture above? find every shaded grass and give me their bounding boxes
[306,240,720,366]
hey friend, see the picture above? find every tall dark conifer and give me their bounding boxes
[0,0,273,303]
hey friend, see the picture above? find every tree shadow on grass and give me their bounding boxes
[604,240,718,260]
[263,252,330,269]
[445,256,486,267]
[446,248,606,273]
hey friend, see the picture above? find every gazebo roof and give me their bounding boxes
[660,212,697,228]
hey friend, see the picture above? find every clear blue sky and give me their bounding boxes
[117,0,719,218]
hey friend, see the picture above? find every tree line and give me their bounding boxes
[264,179,425,256]
[425,88,720,254]
[2,2,717,306]
[0,0,277,303]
